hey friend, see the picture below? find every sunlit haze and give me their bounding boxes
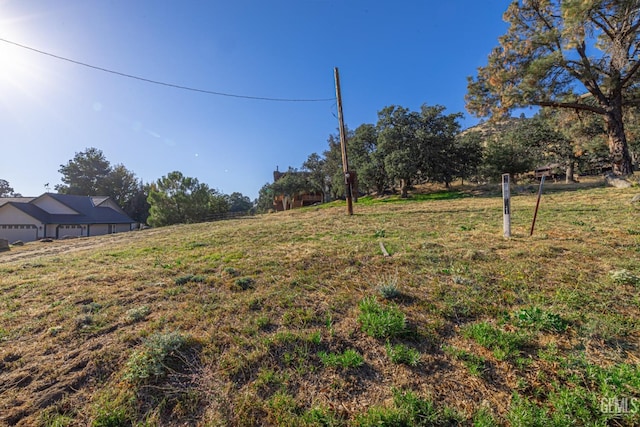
[0,1,512,199]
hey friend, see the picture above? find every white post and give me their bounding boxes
[502,173,511,238]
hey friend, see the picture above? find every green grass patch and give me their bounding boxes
[354,389,462,426]
[385,342,420,366]
[358,296,407,339]
[443,345,487,377]
[609,269,640,286]
[462,321,529,361]
[317,349,364,369]
[512,306,568,332]
[358,191,465,206]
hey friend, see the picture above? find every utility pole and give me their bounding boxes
[334,67,353,215]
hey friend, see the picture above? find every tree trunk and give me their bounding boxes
[400,179,409,198]
[565,161,575,184]
[604,104,634,176]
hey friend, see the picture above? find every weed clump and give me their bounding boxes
[318,349,364,369]
[123,331,189,384]
[443,345,486,377]
[355,389,462,426]
[609,269,640,286]
[385,342,420,366]
[174,274,206,285]
[462,321,528,361]
[358,296,407,339]
[234,277,254,291]
[512,307,568,332]
[126,305,151,323]
[377,274,401,300]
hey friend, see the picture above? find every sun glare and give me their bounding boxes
[0,8,50,96]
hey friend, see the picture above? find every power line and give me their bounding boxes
[0,37,336,102]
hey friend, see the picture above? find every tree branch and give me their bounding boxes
[592,11,616,40]
[535,100,606,115]
[574,41,608,104]
[621,59,640,87]
[622,97,640,107]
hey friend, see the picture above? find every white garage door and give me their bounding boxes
[0,225,38,242]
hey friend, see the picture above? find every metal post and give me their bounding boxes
[502,174,511,238]
[530,175,545,236]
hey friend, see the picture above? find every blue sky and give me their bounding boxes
[0,1,512,199]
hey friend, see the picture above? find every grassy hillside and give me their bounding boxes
[1,182,639,426]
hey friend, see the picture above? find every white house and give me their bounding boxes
[0,193,136,243]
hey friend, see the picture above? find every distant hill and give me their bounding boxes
[460,116,524,140]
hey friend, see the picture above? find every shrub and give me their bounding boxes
[224,266,240,277]
[358,297,407,339]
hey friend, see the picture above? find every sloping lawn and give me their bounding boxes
[0,183,639,426]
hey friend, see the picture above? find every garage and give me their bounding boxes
[0,224,38,242]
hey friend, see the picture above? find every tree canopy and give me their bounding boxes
[466,0,640,175]
[226,192,253,213]
[56,147,111,196]
[0,179,19,197]
[147,171,228,227]
[56,147,149,222]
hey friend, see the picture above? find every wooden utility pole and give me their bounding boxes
[334,67,353,215]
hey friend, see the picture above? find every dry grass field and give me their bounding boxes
[1,180,639,426]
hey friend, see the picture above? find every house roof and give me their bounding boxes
[91,196,110,206]
[0,197,36,207]
[3,202,51,222]
[1,193,135,225]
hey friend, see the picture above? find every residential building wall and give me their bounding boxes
[0,205,42,241]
